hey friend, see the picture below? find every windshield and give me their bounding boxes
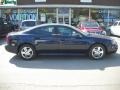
[82,21,99,28]
[22,21,36,27]
[71,25,89,36]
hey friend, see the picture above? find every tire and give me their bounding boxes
[89,44,106,60]
[19,44,36,60]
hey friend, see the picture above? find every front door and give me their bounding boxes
[56,26,90,53]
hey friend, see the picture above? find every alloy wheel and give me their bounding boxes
[21,46,34,59]
[91,46,104,59]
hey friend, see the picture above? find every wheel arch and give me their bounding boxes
[17,43,36,54]
[88,43,108,54]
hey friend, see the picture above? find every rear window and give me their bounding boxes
[22,21,36,27]
[82,21,99,27]
[113,22,118,26]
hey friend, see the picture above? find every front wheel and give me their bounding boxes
[89,44,106,60]
[19,44,36,60]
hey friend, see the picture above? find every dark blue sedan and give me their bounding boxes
[5,24,118,60]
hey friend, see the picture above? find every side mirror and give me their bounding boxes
[72,33,82,38]
[75,35,82,39]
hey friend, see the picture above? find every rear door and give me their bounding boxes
[32,25,60,52]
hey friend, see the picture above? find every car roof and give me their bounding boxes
[31,23,76,29]
[21,23,80,33]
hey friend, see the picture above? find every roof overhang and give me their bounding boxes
[0,4,120,9]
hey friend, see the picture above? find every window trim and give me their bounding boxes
[55,25,83,38]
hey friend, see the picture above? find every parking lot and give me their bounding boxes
[0,36,120,90]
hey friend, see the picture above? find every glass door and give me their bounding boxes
[57,8,70,24]
[58,15,69,24]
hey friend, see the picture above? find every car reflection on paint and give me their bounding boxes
[77,20,106,35]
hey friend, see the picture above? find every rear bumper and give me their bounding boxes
[5,44,18,54]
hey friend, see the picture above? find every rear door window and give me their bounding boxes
[82,21,99,27]
[29,26,55,37]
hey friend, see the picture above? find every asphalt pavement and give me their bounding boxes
[0,36,120,90]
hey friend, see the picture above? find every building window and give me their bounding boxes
[2,0,17,5]
[80,0,92,3]
[18,9,37,21]
[38,8,56,23]
[35,0,46,2]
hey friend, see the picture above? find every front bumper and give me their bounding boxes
[108,43,118,53]
[5,44,18,54]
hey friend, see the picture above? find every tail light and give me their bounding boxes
[6,35,12,44]
[80,26,85,30]
[80,25,86,30]
[80,26,87,32]
[99,27,103,31]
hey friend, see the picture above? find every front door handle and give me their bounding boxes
[52,34,61,36]
[35,40,48,44]
[60,39,65,43]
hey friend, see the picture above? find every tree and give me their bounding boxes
[2,0,16,5]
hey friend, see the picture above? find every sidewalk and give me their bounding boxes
[0,83,120,90]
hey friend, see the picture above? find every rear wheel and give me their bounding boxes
[89,44,106,60]
[19,44,36,60]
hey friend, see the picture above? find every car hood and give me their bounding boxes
[85,27,102,32]
[87,33,112,40]
[7,31,24,36]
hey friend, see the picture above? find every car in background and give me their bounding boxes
[110,20,120,36]
[77,20,106,35]
[5,24,118,60]
[20,20,38,30]
[98,21,111,36]
[0,17,13,37]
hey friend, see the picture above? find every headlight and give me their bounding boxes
[82,29,88,33]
